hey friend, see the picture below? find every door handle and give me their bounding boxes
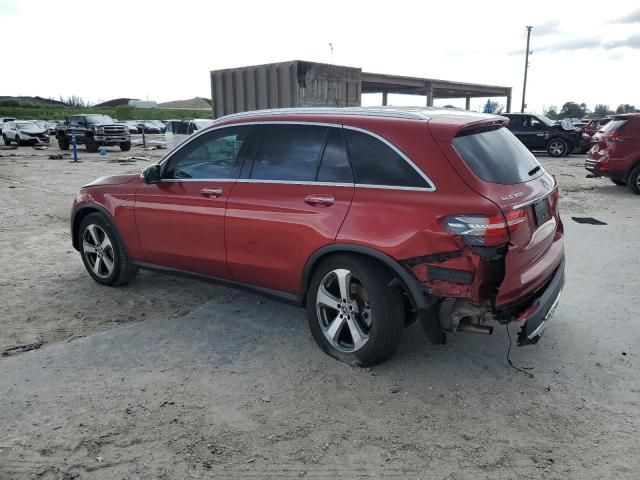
[304,194,335,207]
[200,188,223,198]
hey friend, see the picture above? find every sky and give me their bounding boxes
[1,0,639,113]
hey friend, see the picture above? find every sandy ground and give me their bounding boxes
[1,140,639,479]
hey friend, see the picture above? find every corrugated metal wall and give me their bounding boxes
[210,61,362,118]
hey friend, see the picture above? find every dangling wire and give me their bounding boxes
[506,325,534,378]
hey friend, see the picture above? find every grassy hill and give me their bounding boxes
[0,100,212,121]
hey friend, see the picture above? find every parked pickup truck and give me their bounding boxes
[56,114,131,152]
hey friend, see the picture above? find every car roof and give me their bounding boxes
[611,113,640,120]
[215,106,498,123]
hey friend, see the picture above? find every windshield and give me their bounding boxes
[536,115,556,126]
[452,126,544,185]
[85,115,114,125]
[16,122,37,128]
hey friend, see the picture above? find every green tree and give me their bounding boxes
[593,104,612,117]
[616,104,637,114]
[559,101,588,119]
[544,105,559,119]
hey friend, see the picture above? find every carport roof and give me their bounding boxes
[361,71,512,98]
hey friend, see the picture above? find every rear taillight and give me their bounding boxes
[442,210,526,246]
[603,132,629,143]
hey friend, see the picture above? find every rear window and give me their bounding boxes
[452,126,544,185]
[601,119,627,133]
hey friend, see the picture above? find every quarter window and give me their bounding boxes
[250,125,326,181]
[164,126,249,180]
[344,129,431,188]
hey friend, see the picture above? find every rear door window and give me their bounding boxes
[452,126,544,185]
[317,128,353,183]
[344,129,431,188]
[249,124,327,181]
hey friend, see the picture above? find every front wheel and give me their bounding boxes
[14,135,20,146]
[58,137,69,150]
[2,134,9,145]
[78,213,139,286]
[306,255,405,367]
[627,165,640,195]
[119,141,131,151]
[85,139,98,153]
[546,138,568,157]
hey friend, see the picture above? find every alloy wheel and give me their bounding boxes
[316,268,372,353]
[549,140,565,156]
[82,224,115,278]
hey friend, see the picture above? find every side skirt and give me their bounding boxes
[134,261,302,307]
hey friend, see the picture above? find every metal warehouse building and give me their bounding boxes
[210,60,512,118]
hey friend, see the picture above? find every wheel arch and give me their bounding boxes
[71,203,122,251]
[300,244,431,311]
[625,155,640,178]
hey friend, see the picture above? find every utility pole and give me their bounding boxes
[521,26,532,113]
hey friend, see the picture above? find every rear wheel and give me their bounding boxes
[78,213,139,286]
[14,135,20,146]
[546,138,568,157]
[306,255,405,367]
[611,179,627,187]
[627,165,640,195]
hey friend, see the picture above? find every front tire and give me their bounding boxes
[58,137,69,150]
[627,165,640,195]
[78,213,139,286]
[119,141,131,151]
[306,255,405,367]
[546,138,568,157]
[85,139,98,153]
[14,135,20,146]
[2,134,9,145]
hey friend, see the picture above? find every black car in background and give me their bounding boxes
[502,113,583,157]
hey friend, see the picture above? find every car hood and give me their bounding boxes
[18,125,47,134]
[83,173,140,187]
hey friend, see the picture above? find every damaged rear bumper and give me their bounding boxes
[516,257,565,346]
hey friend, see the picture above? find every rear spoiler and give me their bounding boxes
[427,115,509,142]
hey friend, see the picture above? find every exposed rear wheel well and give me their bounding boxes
[301,248,422,324]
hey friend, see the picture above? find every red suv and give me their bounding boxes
[586,113,640,194]
[71,108,565,366]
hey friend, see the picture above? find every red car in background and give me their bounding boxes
[586,113,640,194]
[70,107,565,366]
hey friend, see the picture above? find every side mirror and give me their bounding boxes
[143,164,161,184]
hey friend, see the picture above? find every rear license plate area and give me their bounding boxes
[532,198,551,225]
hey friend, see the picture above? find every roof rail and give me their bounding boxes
[215,107,432,123]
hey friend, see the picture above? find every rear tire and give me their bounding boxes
[78,212,139,286]
[14,135,20,146]
[119,141,131,151]
[611,179,627,187]
[546,138,568,157]
[306,255,405,367]
[627,165,640,195]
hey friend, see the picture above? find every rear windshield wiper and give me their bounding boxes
[528,165,541,176]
